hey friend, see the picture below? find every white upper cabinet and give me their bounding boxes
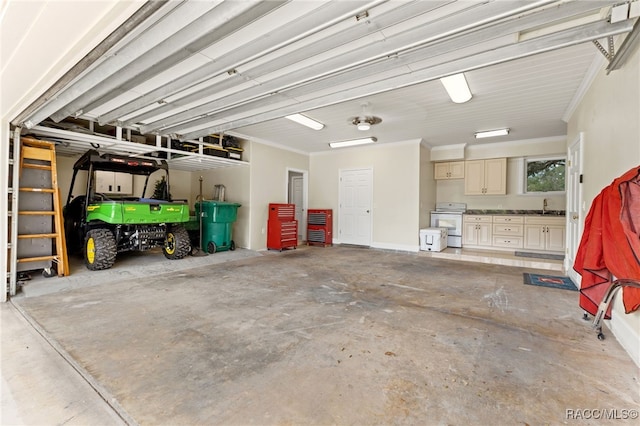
[464,158,507,195]
[434,161,465,180]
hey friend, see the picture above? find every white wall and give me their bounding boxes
[419,143,437,229]
[310,140,421,251]
[567,43,640,367]
[189,165,250,249]
[435,137,567,211]
[249,141,309,250]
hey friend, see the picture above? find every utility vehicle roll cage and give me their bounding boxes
[66,150,170,204]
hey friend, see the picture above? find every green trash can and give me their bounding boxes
[194,201,241,253]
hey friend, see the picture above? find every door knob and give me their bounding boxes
[572,214,578,220]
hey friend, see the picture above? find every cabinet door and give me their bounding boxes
[477,223,492,246]
[114,172,133,194]
[95,171,133,194]
[448,161,465,179]
[95,171,113,193]
[434,163,450,180]
[524,225,545,250]
[546,225,565,252]
[464,160,485,195]
[484,158,507,195]
[463,222,479,245]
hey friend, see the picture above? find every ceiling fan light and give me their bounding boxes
[440,73,472,103]
[329,137,377,148]
[357,121,370,131]
[475,128,509,139]
[285,113,324,130]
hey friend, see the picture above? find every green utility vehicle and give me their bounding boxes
[64,150,191,270]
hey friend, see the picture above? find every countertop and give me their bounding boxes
[465,209,565,216]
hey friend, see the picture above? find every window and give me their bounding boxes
[524,157,566,193]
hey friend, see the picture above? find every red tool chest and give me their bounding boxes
[307,209,332,247]
[267,203,298,251]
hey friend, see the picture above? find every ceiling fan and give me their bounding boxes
[350,102,382,131]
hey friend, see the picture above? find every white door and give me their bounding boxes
[339,168,372,246]
[566,134,583,281]
[291,175,304,241]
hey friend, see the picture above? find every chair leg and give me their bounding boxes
[591,279,640,340]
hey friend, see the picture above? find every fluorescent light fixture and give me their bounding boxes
[475,128,510,139]
[440,73,472,103]
[285,113,324,130]
[329,137,377,149]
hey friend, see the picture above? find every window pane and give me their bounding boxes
[526,159,565,192]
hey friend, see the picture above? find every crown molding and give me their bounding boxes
[562,51,606,123]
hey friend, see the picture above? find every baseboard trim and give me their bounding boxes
[371,242,420,253]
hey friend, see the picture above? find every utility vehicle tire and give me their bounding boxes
[230,240,236,251]
[163,225,190,259]
[84,229,117,270]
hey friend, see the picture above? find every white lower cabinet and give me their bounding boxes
[523,217,566,252]
[492,215,524,249]
[462,214,565,253]
[463,215,492,247]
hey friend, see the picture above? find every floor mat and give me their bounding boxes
[515,251,564,260]
[523,273,577,291]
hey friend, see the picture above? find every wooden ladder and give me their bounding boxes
[14,138,69,278]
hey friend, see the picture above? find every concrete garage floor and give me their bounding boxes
[2,246,639,425]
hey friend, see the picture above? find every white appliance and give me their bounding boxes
[430,202,466,248]
[420,228,448,252]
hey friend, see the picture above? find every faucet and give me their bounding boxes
[542,198,548,214]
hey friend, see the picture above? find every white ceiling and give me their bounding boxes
[9,0,639,155]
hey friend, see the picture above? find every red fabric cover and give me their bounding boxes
[573,166,640,316]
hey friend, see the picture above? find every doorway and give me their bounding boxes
[338,168,373,246]
[566,133,583,283]
[287,169,307,242]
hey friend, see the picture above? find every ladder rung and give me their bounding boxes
[18,211,56,215]
[19,187,55,193]
[21,163,52,171]
[21,138,55,149]
[18,233,59,239]
[22,145,53,161]
[17,255,58,263]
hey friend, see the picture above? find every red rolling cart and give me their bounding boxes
[307,209,332,247]
[267,203,298,251]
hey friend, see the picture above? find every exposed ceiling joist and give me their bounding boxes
[12,0,639,155]
[180,18,634,139]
